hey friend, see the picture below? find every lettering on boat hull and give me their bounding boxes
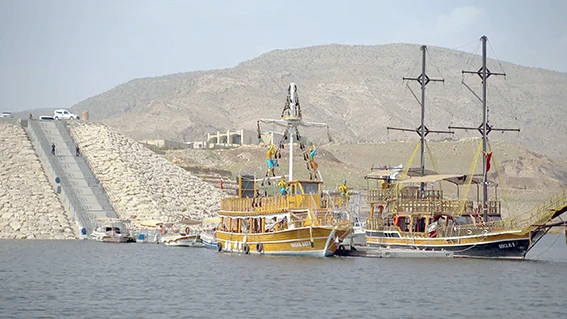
[290,241,313,248]
[367,238,531,259]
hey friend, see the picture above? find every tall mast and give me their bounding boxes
[450,35,519,222]
[388,45,452,194]
[258,83,329,182]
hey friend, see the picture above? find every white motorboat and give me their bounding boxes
[162,232,205,247]
[91,224,133,243]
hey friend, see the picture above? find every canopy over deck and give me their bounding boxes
[397,174,496,186]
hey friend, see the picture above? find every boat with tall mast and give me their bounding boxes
[364,37,567,259]
[214,83,353,257]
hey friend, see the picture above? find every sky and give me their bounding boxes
[1,0,566,113]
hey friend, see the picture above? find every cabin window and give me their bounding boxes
[489,215,502,221]
[302,183,319,195]
[241,219,249,233]
[456,216,473,225]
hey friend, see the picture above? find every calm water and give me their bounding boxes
[1,235,566,319]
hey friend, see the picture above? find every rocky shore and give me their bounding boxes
[0,122,76,239]
[69,122,226,228]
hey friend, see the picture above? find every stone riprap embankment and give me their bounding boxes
[0,122,76,239]
[69,122,226,228]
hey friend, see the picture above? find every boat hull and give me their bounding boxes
[366,231,532,259]
[200,232,218,249]
[162,235,205,247]
[215,225,352,257]
[92,234,133,243]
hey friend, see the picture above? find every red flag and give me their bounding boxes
[219,178,224,189]
[483,152,493,172]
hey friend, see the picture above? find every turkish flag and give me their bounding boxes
[483,152,493,173]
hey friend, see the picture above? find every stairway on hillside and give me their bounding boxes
[26,120,119,235]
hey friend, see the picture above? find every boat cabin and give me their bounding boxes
[218,175,349,234]
[365,171,504,237]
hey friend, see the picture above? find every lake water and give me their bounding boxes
[1,234,566,319]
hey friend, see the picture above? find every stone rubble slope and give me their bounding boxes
[0,122,76,239]
[69,122,226,228]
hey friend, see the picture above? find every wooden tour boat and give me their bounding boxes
[215,83,353,257]
[364,36,567,259]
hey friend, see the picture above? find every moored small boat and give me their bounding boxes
[91,223,133,243]
[162,232,205,247]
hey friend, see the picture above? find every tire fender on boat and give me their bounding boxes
[337,245,345,255]
[256,243,263,253]
[243,244,250,254]
[217,242,223,252]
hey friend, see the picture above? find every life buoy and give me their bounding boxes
[256,243,264,253]
[217,242,222,252]
[393,216,400,227]
[185,227,190,234]
[243,244,250,254]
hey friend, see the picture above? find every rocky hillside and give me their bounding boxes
[69,121,227,227]
[67,43,567,157]
[0,121,76,239]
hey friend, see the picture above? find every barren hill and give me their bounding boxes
[69,43,567,157]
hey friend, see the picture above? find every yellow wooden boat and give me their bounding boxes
[364,37,567,259]
[215,83,353,257]
[365,171,567,259]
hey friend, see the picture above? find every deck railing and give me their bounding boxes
[366,217,524,236]
[220,193,347,213]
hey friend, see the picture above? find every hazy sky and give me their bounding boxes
[1,0,565,112]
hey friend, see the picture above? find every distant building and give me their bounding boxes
[205,129,257,148]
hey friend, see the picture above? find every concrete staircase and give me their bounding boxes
[26,120,119,237]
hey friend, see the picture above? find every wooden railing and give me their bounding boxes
[394,199,473,215]
[366,217,524,236]
[220,193,348,213]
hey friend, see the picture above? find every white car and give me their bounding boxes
[1,111,13,118]
[53,109,78,120]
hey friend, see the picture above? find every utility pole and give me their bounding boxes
[449,35,519,222]
[388,45,453,195]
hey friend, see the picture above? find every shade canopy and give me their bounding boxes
[140,220,164,227]
[179,219,202,225]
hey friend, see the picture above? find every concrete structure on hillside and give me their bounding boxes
[27,119,120,236]
[206,129,256,147]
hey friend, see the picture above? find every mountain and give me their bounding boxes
[67,43,567,157]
